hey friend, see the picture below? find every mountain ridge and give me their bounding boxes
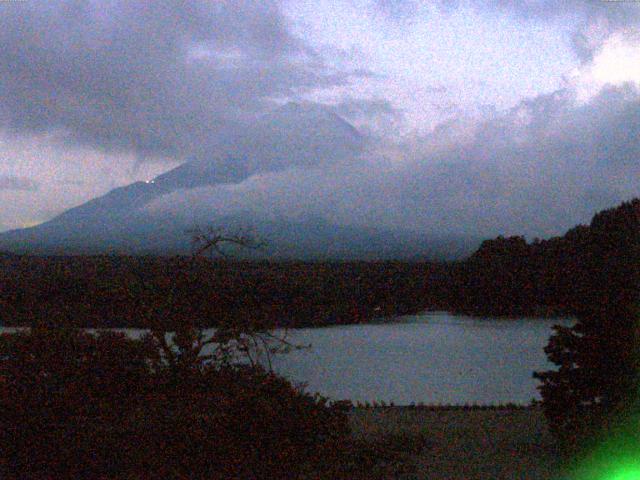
[0,103,478,260]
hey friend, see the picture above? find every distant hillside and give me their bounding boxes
[448,198,640,316]
[0,210,478,261]
[0,256,448,328]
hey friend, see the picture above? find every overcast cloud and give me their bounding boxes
[146,82,640,238]
[0,0,359,161]
[0,175,38,192]
[0,0,639,238]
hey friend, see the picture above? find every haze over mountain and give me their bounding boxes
[0,103,475,259]
[154,102,366,190]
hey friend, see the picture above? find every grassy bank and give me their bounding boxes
[349,406,564,480]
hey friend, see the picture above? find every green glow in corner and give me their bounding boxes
[609,466,640,480]
[565,414,640,480]
[575,439,640,479]
[567,457,640,480]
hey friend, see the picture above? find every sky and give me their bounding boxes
[0,0,639,238]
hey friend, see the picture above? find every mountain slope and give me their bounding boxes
[0,206,478,260]
[153,102,365,190]
[0,102,476,259]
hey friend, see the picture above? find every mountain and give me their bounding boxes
[151,102,365,190]
[0,207,478,260]
[0,103,475,260]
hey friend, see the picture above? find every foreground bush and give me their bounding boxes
[0,327,361,479]
[534,199,640,452]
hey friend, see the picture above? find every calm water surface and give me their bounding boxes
[1,312,573,405]
[266,312,573,405]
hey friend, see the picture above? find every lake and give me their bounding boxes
[0,312,573,406]
[265,312,573,405]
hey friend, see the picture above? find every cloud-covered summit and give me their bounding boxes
[152,101,366,189]
[0,1,363,164]
[146,82,640,240]
[0,0,638,249]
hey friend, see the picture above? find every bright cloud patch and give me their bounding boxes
[572,31,640,103]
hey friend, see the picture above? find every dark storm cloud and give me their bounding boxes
[0,175,39,191]
[390,84,640,236]
[0,0,354,164]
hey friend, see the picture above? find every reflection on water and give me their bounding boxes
[0,312,573,405]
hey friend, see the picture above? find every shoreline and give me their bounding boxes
[352,402,535,410]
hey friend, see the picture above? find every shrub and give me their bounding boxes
[534,199,640,452]
[0,328,154,478]
[0,327,353,479]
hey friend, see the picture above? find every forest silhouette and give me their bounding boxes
[1,199,638,329]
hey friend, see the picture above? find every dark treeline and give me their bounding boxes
[447,198,640,317]
[0,256,450,328]
[533,199,640,453]
[1,199,637,328]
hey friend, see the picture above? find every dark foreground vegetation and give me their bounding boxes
[0,326,425,479]
[448,199,640,476]
[0,232,430,479]
[533,199,640,463]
